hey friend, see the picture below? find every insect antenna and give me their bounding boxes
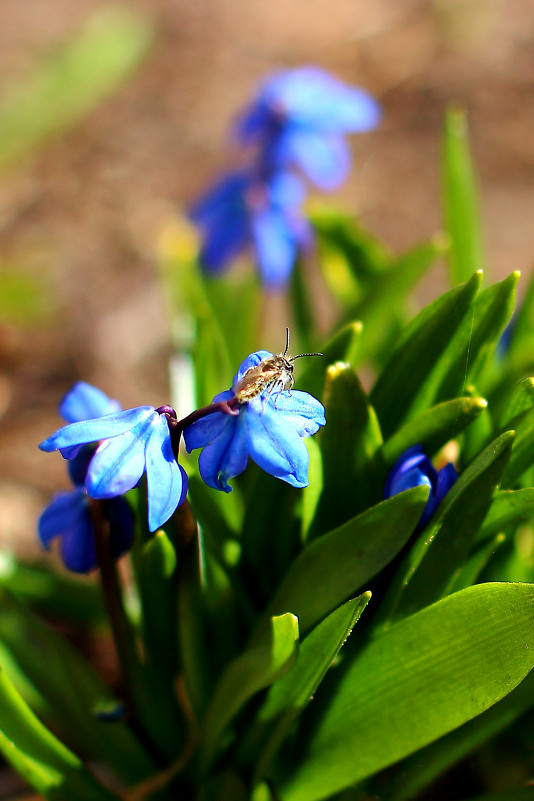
[283,327,323,361]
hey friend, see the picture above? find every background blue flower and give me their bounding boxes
[235,65,381,189]
[384,444,458,528]
[184,350,325,491]
[190,169,311,288]
[40,405,187,532]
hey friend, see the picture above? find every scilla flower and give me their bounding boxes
[384,445,458,529]
[183,350,326,491]
[235,66,381,190]
[40,400,187,533]
[190,169,311,288]
[39,383,135,573]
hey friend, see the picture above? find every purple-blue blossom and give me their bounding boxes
[183,350,326,491]
[39,383,136,573]
[40,399,187,533]
[190,169,311,289]
[235,66,381,189]
[384,445,458,528]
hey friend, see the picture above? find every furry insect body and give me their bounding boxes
[234,329,322,409]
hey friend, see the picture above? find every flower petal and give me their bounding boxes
[268,390,326,437]
[285,129,351,190]
[198,415,248,492]
[38,489,87,548]
[60,512,97,573]
[435,462,458,507]
[39,407,154,455]
[145,415,187,531]
[183,390,235,451]
[86,416,155,498]
[108,497,136,558]
[60,382,121,423]
[246,402,310,487]
[251,208,300,289]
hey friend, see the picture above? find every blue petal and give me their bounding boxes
[251,208,299,289]
[68,445,97,487]
[183,390,235,452]
[384,446,431,498]
[145,415,187,531]
[39,407,154,455]
[270,390,326,436]
[256,67,381,132]
[268,171,307,209]
[198,415,248,492]
[39,489,87,548]
[284,129,351,190]
[246,402,310,487]
[60,512,97,573]
[86,416,155,498]
[60,382,121,423]
[108,497,136,558]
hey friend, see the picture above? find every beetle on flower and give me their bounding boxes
[184,349,326,492]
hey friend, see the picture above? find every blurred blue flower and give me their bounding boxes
[40,406,187,532]
[183,350,326,491]
[190,169,311,288]
[384,445,458,529]
[235,66,381,189]
[38,488,134,573]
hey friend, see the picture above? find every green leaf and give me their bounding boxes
[429,271,519,405]
[352,236,446,359]
[313,362,383,533]
[378,430,515,626]
[501,377,534,429]
[479,489,534,541]
[0,7,153,173]
[249,594,371,784]
[382,668,534,801]
[502,406,534,487]
[297,321,362,400]
[446,533,506,594]
[442,106,485,284]
[198,613,299,773]
[370,270,482,437]
[381,395,488,466]
[276,582,534,801]
[0,592,153,782]
[0,666,119,800]
[262,487,429,638]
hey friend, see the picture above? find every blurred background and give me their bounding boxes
[0,0,534,560]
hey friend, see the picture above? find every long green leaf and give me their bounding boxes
[262,487,429,637]
[198,613,299,773]
[297,321,362,401]
[276,582,534,801]
[378,430,515,626]
[442,107,485,285]
[0,667,119,800]
[250,594,371,783]
[370,270,482,436]
[479,489,534,541]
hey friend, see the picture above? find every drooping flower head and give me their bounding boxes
[190,169,311,289]
[235,66,381,189]
[183,350,326,491]
[40,399,187,534]
[384,445,458,529]
[39,383,136,573]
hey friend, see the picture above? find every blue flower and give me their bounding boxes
[183,350,326,491]
[384,445,458,528]
[190,169,311,288]
[40,406,187,532]
[38,488,134,573]
[235,66,381,189]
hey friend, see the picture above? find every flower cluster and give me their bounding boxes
[190,66,381,288]
[39,353,326,572]
[384,445,458,529]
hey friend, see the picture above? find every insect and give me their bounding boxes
[234,328,323,409]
